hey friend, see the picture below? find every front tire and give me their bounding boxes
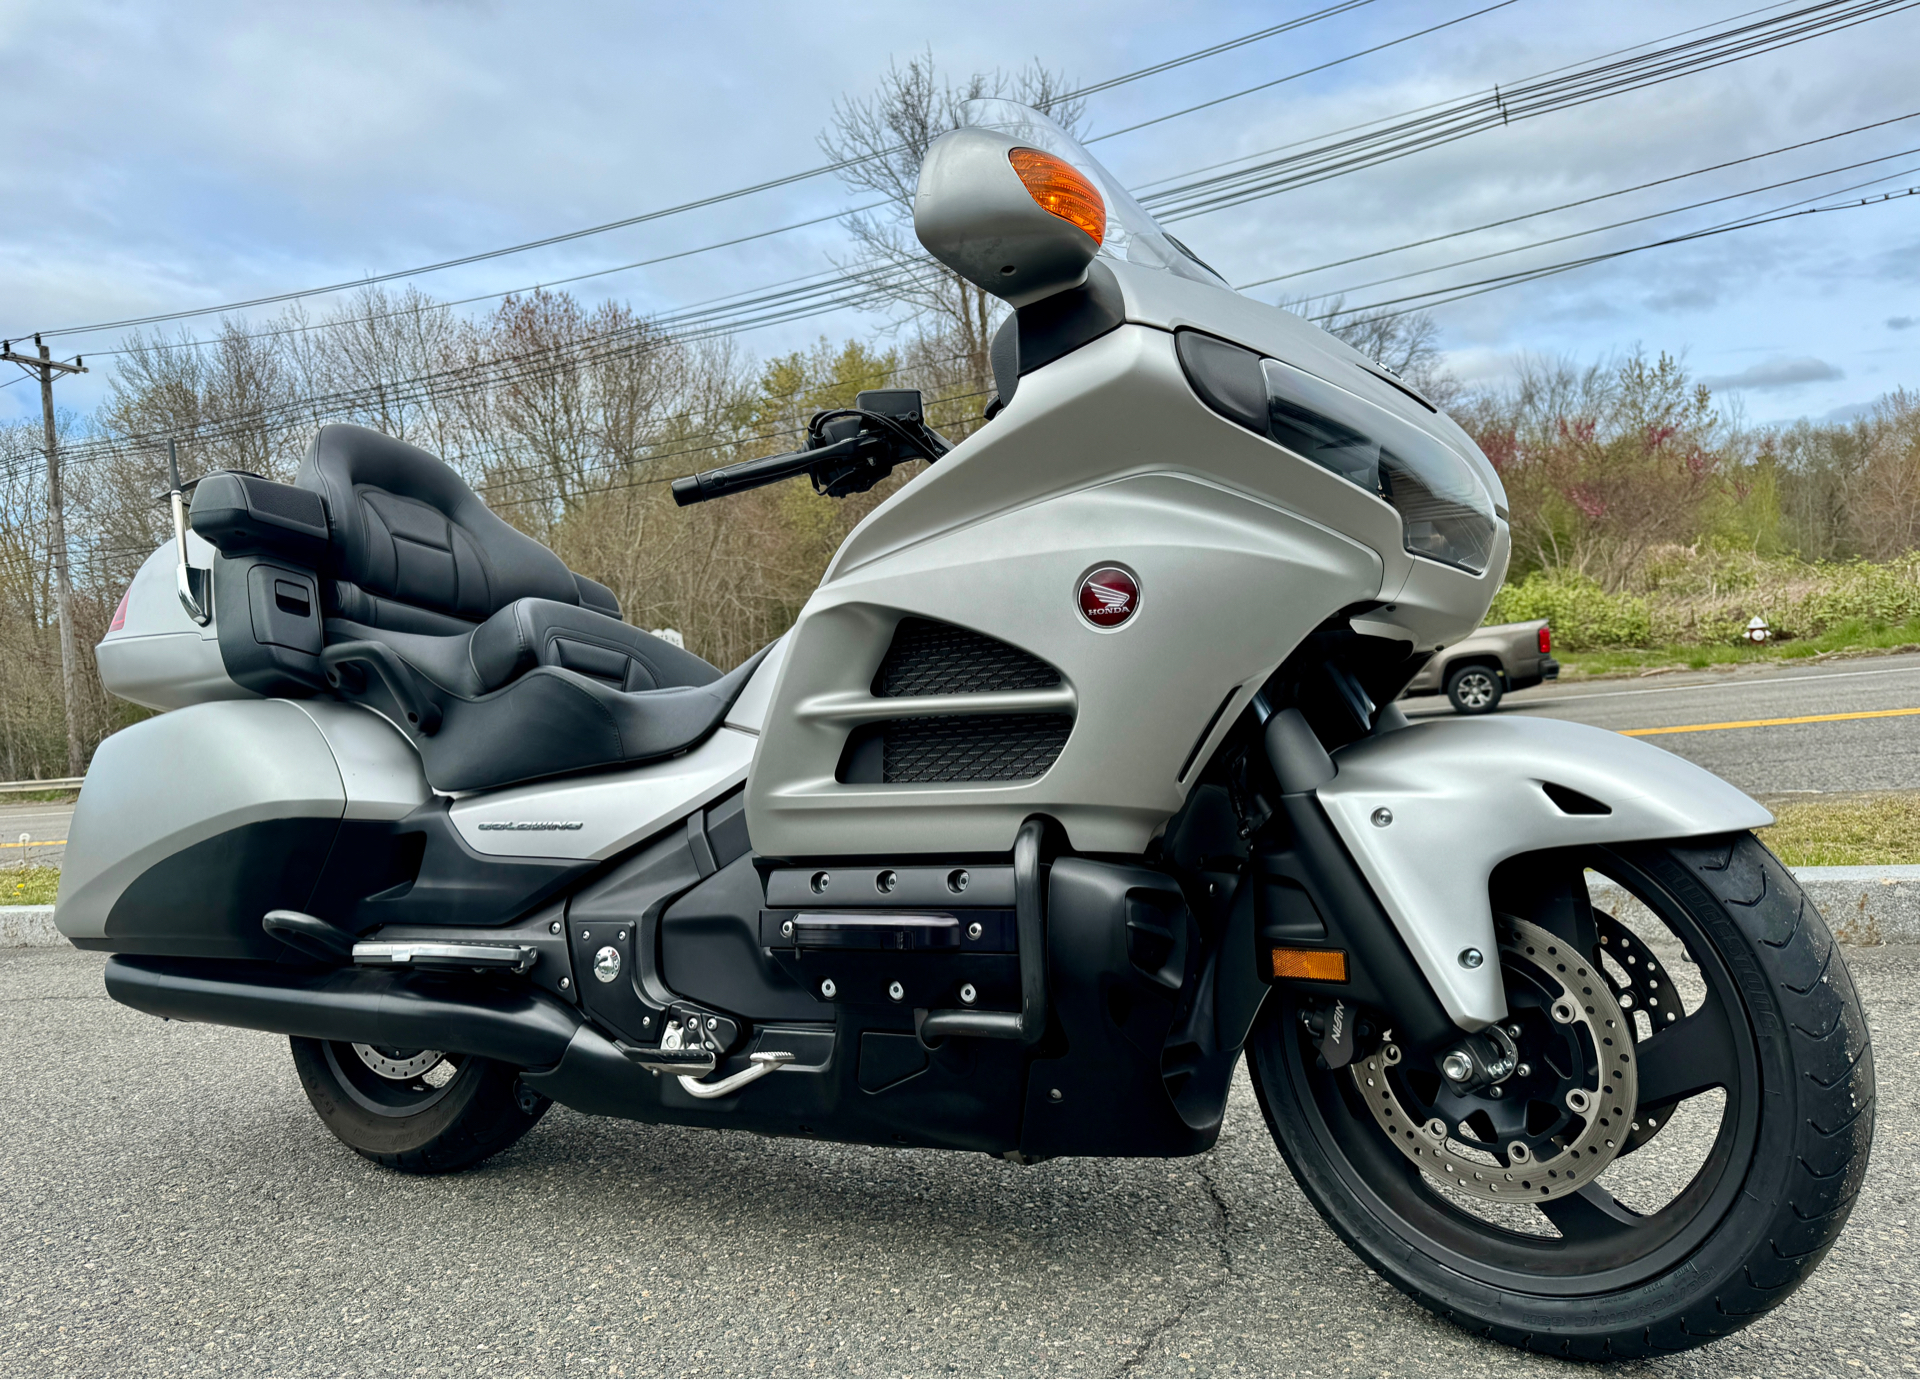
[1446,663,1503,714]
[1249,834,1873,1358]
[290,1037,550,1173]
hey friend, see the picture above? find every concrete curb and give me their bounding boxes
[1,905,60,948]
[7,865,1920,951]
[1776,864,1920,945]
[1587,866,1920,946]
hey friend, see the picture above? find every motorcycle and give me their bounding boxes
[59,101,1872,1358]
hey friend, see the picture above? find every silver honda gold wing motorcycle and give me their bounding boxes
[59,103,1871,1357]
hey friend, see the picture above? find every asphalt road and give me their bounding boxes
[0,799,70,869]
[1407,651,1920,796]
[1,946,1912,1378]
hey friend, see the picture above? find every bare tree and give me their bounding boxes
[820,51,1086,397]
[1282,293,1459,407]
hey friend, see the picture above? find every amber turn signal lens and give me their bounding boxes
[1007,148,1105,246]
[1269,947,1349,983]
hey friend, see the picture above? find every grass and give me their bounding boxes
[1757,792,1920,867]
[3,866,60,906]
[0,789,79,804]
[1556,617,1920,678]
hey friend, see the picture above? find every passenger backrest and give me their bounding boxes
[294,424,617,635]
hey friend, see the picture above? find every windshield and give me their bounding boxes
[955,99,1230,291]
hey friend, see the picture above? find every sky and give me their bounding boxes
[2,0,1917,430]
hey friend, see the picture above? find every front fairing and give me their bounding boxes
[832,256,1508,654]
[750,297,1505,859]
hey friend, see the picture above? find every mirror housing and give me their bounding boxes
[914,127,1101,308]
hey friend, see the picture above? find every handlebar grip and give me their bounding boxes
[670,438,862,507]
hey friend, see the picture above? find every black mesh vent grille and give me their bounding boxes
[874,618,1060,698]
[882,714,1071,783]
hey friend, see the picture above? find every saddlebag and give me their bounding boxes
[55,699,430,960]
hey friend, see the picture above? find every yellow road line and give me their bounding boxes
[1,838,64,849]
[1621,707,1920,737]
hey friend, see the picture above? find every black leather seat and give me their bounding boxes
[294,424,767,792]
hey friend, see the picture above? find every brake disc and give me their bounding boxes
[351,1044,446,1081]
[1593,911,1683,1153]
[1349,917,1638,1202]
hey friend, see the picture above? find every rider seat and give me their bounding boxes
[295,424,767,792]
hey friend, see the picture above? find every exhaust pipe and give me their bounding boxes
[104,955,582,1068]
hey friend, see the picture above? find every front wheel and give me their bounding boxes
[1249,834,1873,1359]
[290,1037,550,1173]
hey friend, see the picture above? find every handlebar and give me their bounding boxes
[671,396,954,507]
[670,436,861,507]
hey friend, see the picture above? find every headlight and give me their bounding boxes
[1177,330,1497,574]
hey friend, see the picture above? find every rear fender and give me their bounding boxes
[1317,716,1771,1028]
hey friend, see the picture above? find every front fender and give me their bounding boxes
[1317,716,1772,1029]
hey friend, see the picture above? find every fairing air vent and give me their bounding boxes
[839,713,1072,785]
[873,617,1062,697]
[840,619,1072,784]
[1541,782,1612,816]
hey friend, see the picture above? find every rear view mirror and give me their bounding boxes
[914,127,1103,308]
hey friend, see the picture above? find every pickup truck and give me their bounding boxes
[1400,618,1559,714]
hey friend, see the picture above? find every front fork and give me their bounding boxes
[1251,707,1479,1075]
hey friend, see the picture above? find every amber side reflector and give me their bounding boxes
[1007,147,1105,246]
[1270,947,1349,983]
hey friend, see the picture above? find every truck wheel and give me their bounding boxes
[289,1037,550,1173]
[1248,834,1874,1358]
[1446,664,1503,714]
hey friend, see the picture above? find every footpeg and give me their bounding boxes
[617,1043,718,1077]
[613,1010,731,1076]
[614,1041,794,1098]
[352,940,537,974]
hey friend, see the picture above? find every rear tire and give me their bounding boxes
[1446,664,1503,714]
[290,1037,550,1174]
[1249,833,1874,1358]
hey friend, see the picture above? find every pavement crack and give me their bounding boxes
[1118,1287,1202,1377]
[1197,1156,1241,1279]
[1119,1150,1239,1376]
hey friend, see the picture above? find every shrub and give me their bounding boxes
[1495,548,1920,648]
[1487,569,1652,649]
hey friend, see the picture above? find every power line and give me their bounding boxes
[1301,145,1920,301]
[45,0,1865,378]
[34,262,954,470]
[63,1,1890,374]
[1126,0,1806,193]
[1089,0,1524,143]
[1144,0,1920,222]
[77,212,892,361]
[1066,0,1380,99]
[17,1,1384,344]
[1322,183,1919,322]
[1235,107,1920,289]
[18,4,1914,483]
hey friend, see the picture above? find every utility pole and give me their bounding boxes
[3,335,89,776]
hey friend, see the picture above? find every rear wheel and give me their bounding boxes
[1249,834,1873,1358]
[1446,664,1503,714]
[289,1037,550,1173]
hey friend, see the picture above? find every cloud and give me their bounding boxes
[1698,356,1844,391]
[1891,316,1917,330]
[1820,400,1877,423]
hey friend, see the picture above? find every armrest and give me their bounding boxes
[321,641,443,735]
